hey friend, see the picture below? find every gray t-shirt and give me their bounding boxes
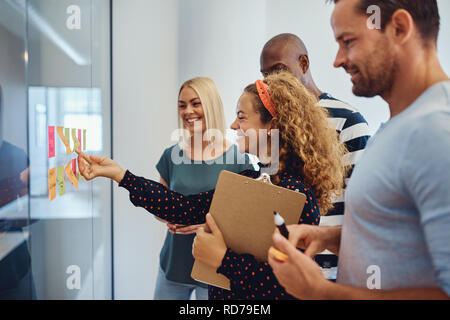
[338,81,450,295]
[156,143,254,286]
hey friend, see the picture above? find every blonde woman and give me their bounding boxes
[152,77,252,300]
[77,71,347,300]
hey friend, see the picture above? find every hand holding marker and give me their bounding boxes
[268,211,289,262]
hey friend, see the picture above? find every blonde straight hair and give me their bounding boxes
[178,77,226,145]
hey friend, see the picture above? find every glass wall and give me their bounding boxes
[0,0,112,299]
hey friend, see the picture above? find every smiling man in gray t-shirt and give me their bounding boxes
[338,81,450,293]
[268,0,450,299]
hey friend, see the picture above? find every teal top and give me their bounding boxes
[156,143,254,286]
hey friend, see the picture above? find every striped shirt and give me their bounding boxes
[315,93,371,280]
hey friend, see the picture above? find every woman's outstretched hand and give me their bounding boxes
[76,150,126,183]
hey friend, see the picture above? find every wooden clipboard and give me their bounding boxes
[191,170,306,290]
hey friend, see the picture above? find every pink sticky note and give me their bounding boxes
[48,126,55,158]
[78,129,82,152]
[72,159,77,176]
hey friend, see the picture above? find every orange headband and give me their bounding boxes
[255,80,276,117]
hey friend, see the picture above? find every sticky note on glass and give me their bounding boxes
[72,128,80,152]
[48,126,55,158]
[48,167,56,201]
[65,160,79,190]
[83,129,86,151]
[64,128,71,153]
[77,129,82,152]
[57,126,71,154]
[72,158,77,176]
[57,165,66,196]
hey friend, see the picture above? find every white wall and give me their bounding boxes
[113,0,450,299]
[178,0,267,131]
[112,0,179,299]
[437,0,450,74]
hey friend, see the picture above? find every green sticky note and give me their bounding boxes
[57,165,66,196]
[83,129,86,151]
[64,128,71,154]
[71,128,80,152]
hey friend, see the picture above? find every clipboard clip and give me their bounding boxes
[255,172,272,184]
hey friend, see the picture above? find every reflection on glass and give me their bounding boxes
[0,0,35,298]
[1,0,111,299]
[0,84,34,299]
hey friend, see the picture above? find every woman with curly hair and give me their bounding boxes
[77,71,348,300]
[240,72,348,214]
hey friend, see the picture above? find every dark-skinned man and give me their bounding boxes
[260,33,371,282]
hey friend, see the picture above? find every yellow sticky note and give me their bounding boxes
[64,128,71,153]
[48,168,56,201]
[57,166,66,196]
[65,160,79,190]
[83,129,86,151]
[57,126,71,154]
[71,129,80,153]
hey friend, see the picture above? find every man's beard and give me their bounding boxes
[348,46,396,98]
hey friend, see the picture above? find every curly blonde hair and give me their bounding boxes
[244,72,349,215]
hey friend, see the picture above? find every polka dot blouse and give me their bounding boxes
[119,167,321,300]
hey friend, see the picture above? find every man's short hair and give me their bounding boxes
[331,0,440,43]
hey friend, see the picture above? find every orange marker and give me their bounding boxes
[269,246,289,262]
